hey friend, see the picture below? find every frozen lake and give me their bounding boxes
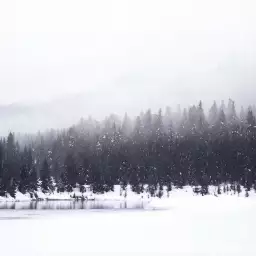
[0,196,255,255]
[0,200,147,210]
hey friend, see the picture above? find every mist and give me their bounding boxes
[0,0,256,134]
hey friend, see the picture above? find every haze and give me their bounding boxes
[0,0,256,134]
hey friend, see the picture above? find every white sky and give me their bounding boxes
[0,0,256,107]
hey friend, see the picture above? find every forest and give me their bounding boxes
[0,99,256,198]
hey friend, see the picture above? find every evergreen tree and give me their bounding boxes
[0,140,6,196]
[5,133,20,195]
[237,184,241,196]
[247,109,256,128]
[143,109,153,138]
[64,153,78,189]
[209,101,218,126]
[29,166,39,192]
[121,113,132,137]
[41,159,53,193]
[19,146,32,193]
[240,106,246,123]
[227,99,238,125]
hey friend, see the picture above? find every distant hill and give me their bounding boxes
[0,85,207,136]
[0,89,161,135]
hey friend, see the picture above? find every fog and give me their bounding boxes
[0,0,256,134]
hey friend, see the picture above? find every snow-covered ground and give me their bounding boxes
[1,194,256,255]
[0,184,254,202]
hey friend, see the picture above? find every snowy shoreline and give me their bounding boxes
[1,187,255,255]
[0,185,254,203]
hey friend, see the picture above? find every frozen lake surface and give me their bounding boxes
[0,196,255,255]
[0,200,147,210]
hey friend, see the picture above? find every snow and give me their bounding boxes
[0,184,255,203]
[0,191,32,202]
[0,195,256,255]
[0,185,149,202]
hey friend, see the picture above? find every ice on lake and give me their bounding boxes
[0,196,255,255]
[0,200,147,210]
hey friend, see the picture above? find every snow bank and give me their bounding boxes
[0,194,15,202]
[0,192,31,202]
[15,192,32,202]
[0,184,255,203]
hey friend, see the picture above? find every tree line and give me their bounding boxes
[0,99,256,198]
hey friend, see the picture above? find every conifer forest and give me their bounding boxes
[1,99,256,198]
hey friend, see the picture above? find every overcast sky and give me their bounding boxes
[0,0,256,109]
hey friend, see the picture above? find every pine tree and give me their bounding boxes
[29,166,39,192]
[240,106,246,123]
[41,159,53,193]
[119,160,129,193]
[6,133,20,195]
[167,182,172,197]
[143,109,153,137]
[64,153,78,189]
[197,101,207,132]
[237,184,241,196]
[0,140,6,196]
[227,99,238,125]
[19,146,32,194]
[57,172,67,193]
[217,185,221,195]
[164,106,172,131]
[155,109,164,131]
[157,184,164,198]
[121,113,132,137]
[209,101,218,125]
[247,109,256,128]
[133,116,143,139]
[9,179,17,198]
